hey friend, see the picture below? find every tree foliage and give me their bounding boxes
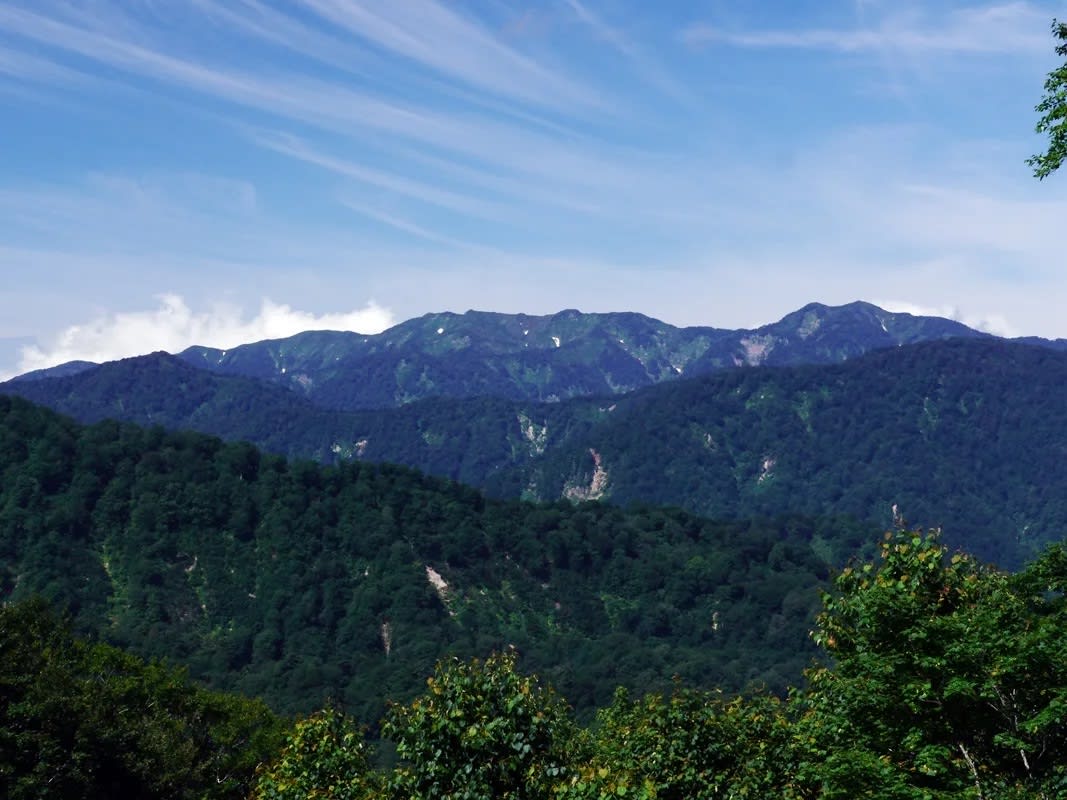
[251,707,377,800]
[8,529,1067,799]
[0,394,862,720]
[561,686,797,799]
[382,652,575,800]
[7,388,1067,797]
[0,597,284,800]
[797,529,1067,798]
[1029,19,1067,179]
[11,339,1067,570]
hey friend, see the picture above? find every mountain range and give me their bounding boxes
[174,300,1005,409]
[0,394,873,721]
[20,300,1061,410]
[4,301,1066,568]
[6,297,1067,728]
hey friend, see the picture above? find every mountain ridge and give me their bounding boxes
[6,337,1067,568]
[0,393,872,719]
[17,300,1049,410]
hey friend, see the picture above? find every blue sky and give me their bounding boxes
[1,0,1066,376]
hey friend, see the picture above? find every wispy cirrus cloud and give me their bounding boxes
[336,197,513,252]
[561,0,693,103]
[0,1,655,228]
[3,0,1067,372]
[0,4,429,132]
[2,0,595,114]
[298,0,600,110]
[681,2,1049,55]
[0,42,92,84]
[0,3,592,143]
[251,131,510,221]
[189,0,381,76]
[0,172,258,248]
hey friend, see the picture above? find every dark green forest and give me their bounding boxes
[9,338,1067,568]
[8,15,1067,796]
[5,339,1067,797]
[0,599,284,799]
[0,395,875,724]
[7,529,1067,798]
[173,301,996,410]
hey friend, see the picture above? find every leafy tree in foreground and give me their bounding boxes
[0,597,284,800]
[238,533,1067,799]
[558,686,797,799]
[251,707,377,800]
[382,652,576,800]
[797,529,1067,798]
[1030,19,1067,179]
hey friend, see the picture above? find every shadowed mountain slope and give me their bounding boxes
[0,394,874,721]
[17,301,1025,410]
[5,338,1067,568]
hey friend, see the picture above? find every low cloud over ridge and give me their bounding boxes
[876,300,1019,339]
[10,295,394,379]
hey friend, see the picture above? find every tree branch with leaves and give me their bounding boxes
[1029,20,1067,179]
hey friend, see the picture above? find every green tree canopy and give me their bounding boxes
[0,597,284,800]
[382,652,576,800]
[560,686,797,800]
[1029,19,1067,179]
[797,529,1067,798]
[251,707,377,800]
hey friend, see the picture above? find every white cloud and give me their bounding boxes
[297,0,599,110]
[875,300,1020,337]
[682,2,1049,55]
[12,295,395,377]
[561,0,692,103]
[0,3,647,213]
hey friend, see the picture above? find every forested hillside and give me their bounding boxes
[8,338,1067,568]
[175,301,999,409]
[9,528,1067,799]
[495,338,1067,568]
[0,599,284,799]
[15,301,1001,409]
[0,395,874,723]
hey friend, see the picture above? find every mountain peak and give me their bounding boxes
[7,301,1047,409]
